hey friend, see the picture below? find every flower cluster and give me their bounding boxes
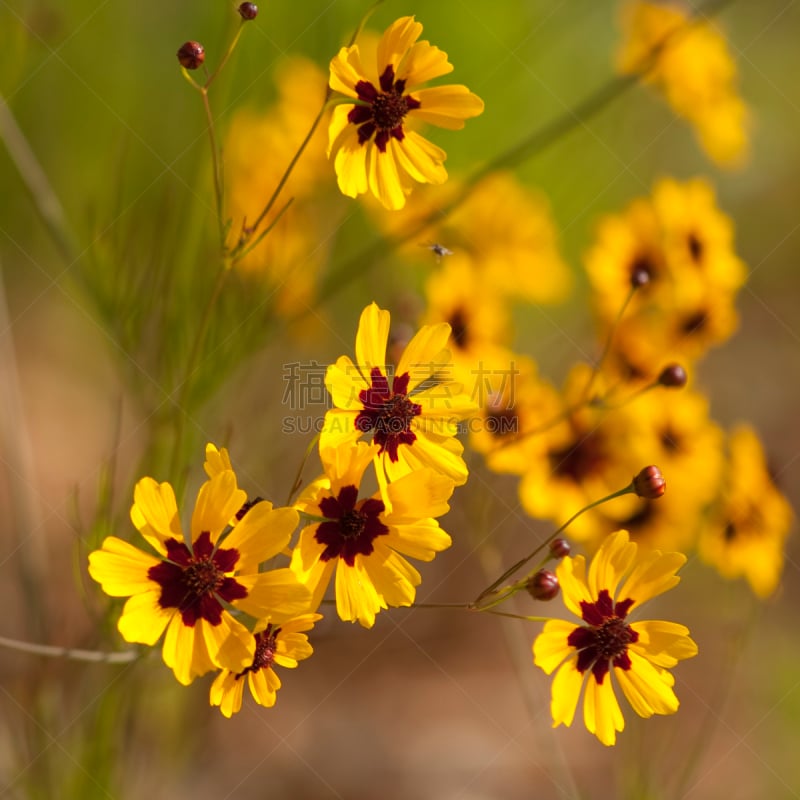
[617,0,748,166]
[81,6,792,754]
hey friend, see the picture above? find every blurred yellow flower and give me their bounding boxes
[88,450,308,685]
[533,530,698,746]
[328,15,484,210]
[617,0,748,167]
[699,426,794,597]
[210,613,322,717]
[585,177,746,380]
[321,302,476,490]
[225,57,334,314]
[291,442,454,628]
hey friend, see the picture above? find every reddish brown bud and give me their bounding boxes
[633,465,666,499]
[549,538,571,559]
[177,41,205,70]
[658,363,687,388]
[527,569,560,601]
[238,2,258,19]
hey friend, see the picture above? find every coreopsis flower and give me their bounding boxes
[616,0,748,167]
[291,442,454,628]
[225,57,333,313]
[517,363,638,540]
[88,455,308,685]
[210,613,322,717]
[699,426,794,598]
[369,171,571,304]
[328,15,484,210]
[321,302,476,491]
[533,530,698,746]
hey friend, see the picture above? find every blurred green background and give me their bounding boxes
[1,1,799,798]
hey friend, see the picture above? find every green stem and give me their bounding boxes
[474,482,636,604]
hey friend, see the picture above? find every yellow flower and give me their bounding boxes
[616,0,748,167]
[328,15,484,210]
[210,613,322,717]
[699,426,794,597]
[321,302,476,490]
[88,450,308,685]
[585,177,746,380]
[517,364,637,540]
[224,57,333,314]
[533,530,698,746]
[291,442,454,628]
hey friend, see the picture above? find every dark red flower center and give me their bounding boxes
[355,368,422,462]
[316,484,389,566]
[236,625,279,679]
[567,589,639,684]
[148,530,247,627]
[550,429,607,484]
[348,65,421,153]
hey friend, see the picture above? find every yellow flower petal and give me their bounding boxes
[550,657,584,728]
[329,44,367,97]
[249,666,280,708]
[237,568,312,623]
[224,503,299,571]
[385,468,454,521]
[204,442,232,478]
[617,548,685,609]
[588,530,637,600]
[400,40,453,86]
[130,477,182,551]
[355,302,390,374]
[533,619,578,675]
[629,620,698,667]
[368,141,407,210]
[335,558,386,628]
[377,16,423,73]
[555,554,593,618]
[396,321,451,388]
[361,545,419,608]
[618,651,680,717]
[210,670,245,718]
[88,536,161,596]
[117,590,173,646]
[411,85,485,129]
[393,130,448,185]
[190,470,246,544]
[583,676,625,746]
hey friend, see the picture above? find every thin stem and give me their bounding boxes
[205,25,245,90]
[286,432,321,505]
[475,483,636,604]
[169,267,230,483]
[583,284,637,403]
[200,86,226,247]
[0,635,138,664]
[0,93,78,263]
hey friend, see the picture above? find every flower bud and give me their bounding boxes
[238,2,258,19]
[527,569,560,601]
[633,465,666,499]
[549,538,571,559]
[177,41,205,70]
[658,363,687,388]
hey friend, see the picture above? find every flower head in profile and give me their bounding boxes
[88,446,308,685]
[533,530,698,746]
[210,613,322,717]
[328,15,484,209]
[291,442,454,628]
[321,302,476,492]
